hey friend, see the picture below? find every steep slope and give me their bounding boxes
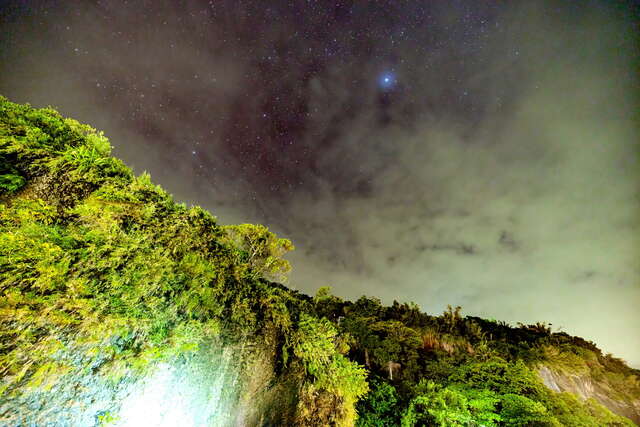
[539,366,640,424]
[0,96,367,426]
[0,96,638,426]
[319,297,640,426]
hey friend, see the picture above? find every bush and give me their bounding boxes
[356,380,399,426]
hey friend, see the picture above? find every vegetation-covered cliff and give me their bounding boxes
[1,96,638,426]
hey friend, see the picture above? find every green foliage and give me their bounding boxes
[399,381,502,427]
[499,394,551,426]
[293,315,339,376]
[0,172,25,194]
[441,305,463,334]
[314,286,346,322]
[0,96,366,424]
[290,314,368,425]
[338,293,638,426]
[221,223,294,283]
[292,314,368,397]
[448,359,547,398]
[456,387,502,426]
[401,382,473,427]
[1,96,638,426]
[546,393,635,426]
[356,380,400,426]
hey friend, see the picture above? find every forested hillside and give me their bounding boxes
[1,96,638,426]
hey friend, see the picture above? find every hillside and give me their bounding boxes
[0,96,638,426]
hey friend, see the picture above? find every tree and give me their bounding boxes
[499,394,550,426]
[291,314,368,426]
[401,382,473,427]
[356,380,400,427]
[442,305,462,333]
[222,223,294,283]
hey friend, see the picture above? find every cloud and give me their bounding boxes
[1,0,637,365]
[288,1,640,365]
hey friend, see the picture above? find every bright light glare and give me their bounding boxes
[114,364,196,426]
[113,351,237,427]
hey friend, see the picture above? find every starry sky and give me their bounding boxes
[1,0,639,366]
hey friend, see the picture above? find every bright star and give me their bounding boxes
[378,71,396,90]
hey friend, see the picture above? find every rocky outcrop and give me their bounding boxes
[0,338,301,427]
[539,366,640,425]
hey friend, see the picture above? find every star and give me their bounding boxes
[378,71,397,90]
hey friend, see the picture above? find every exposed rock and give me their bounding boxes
[539,366,640,424]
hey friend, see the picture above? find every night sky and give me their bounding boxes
[1,1,639,366]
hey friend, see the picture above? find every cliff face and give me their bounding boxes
[539,366,640,424]
[1,344,246,426]
[0,96,367,426]
[1,336,303,426]
[2,96,639,426]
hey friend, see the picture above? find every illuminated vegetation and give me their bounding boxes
[0,96,365,426]
[1,96,638,425]
[316,296,639,426]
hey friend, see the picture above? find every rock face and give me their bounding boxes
[539,366,640,425]
[0,340,298,427]
[1,345,242,426]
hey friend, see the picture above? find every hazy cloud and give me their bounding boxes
[1,0,638,365]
